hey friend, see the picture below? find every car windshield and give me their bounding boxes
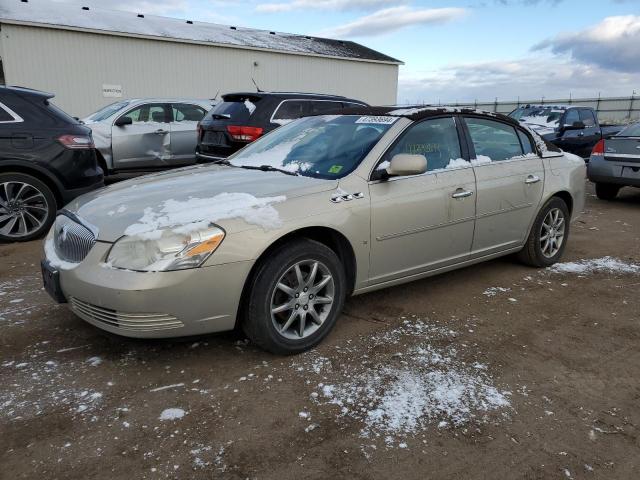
[87,101,131,121]
[511,107,563,127]
[617,122,640,137]
[228,115,395,179]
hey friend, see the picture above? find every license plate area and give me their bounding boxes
[41,260,67,303]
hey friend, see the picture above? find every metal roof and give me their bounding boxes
[0,0,403,65]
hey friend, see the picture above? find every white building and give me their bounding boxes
[0,0,402,117]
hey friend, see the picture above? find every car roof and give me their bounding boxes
[221,91,366,103]
[1,85,55,99]
[125,98,215,105]
[320,105,520,126]
[516,104,575,110]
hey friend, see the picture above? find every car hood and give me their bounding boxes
[64,164,338,241]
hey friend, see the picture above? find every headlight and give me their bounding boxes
[106,225,225,272]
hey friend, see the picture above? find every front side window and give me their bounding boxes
[382,117,464,172]
[579,109,597,127]
[466,117,524,161]
[564,109,580,126]
[272,100,311,124]
[119,104,168,124]
[173,104,207,122]
[230,115,393,179]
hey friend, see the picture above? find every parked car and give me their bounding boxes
[510,105,623,158]
[196,92,367,161]
[83,98,214,175]
[42,106,585,354]
[0,86,103,242]
[588,121,640,199]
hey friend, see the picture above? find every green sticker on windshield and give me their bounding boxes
[328,165,343,174]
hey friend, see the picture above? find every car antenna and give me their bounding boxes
[251,78,263,93]
[211,89,219,102]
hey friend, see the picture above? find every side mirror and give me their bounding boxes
[386,154,428,177]
[114,116,133,127]
[563,121,585,131]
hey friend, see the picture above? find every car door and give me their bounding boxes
[169,103,208,165]
[111,103,171,169]
[555,109,582,155]
[578,108,601,157]
[368,116,476,284]
[463,116,545,256]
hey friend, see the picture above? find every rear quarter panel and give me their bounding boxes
[543,152,586,221]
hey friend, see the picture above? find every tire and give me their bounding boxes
[595,183,620,201]
[517,197,570,268]
[242,238,347,355]
[0,172,57,242]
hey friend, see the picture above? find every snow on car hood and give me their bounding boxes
[64,164,338,241]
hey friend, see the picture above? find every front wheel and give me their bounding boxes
[595,183,620,200]
[0,173,57,242]
[242,238,347,355]
[518,197,570,268]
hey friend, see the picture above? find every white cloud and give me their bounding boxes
[319,6,467,38]
[534,15,640,73]
[256,0,401,13]
[397,56,640,104]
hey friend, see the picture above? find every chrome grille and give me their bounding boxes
[69,298,183,332]
[53,215,96,263]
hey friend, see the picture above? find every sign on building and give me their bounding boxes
[102,84,123,98]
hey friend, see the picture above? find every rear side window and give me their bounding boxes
[272,100,312,124]
[383,117,463,172]
[310,101,342,114]
[0,102,20,122]
[172,104,207,122]
[465,117,524,161]
[579,109,597,127]
[517,130,535,155]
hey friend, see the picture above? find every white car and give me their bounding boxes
[83,98,214,174]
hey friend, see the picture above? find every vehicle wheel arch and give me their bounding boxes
[95,150,109,175]
[551,190,573,216]
[236,226,357,328]
[0,161,63,207]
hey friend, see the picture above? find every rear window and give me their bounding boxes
[44,100,78,124]
[206,99,258,123]
[617,123,640,137]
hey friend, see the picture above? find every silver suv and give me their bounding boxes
[83,98,214,174]
[42,106,586,354]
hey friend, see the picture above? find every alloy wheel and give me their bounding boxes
[0,181,50,238]
[540,207,565,258]
[270,260,335,340]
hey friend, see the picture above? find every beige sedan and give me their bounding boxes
[41,106,586,354]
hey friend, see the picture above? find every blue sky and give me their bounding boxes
[63,0,640,103]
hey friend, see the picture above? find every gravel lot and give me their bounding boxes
[1,182,639,480]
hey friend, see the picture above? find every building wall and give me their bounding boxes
[0,24,398,117]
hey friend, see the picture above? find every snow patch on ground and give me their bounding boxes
[159,408,186,421]
[483,287,511,297]
[123,192,286,239]
[548,257,640,275]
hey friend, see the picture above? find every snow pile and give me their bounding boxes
[159,408,186,421]
[311,319,511,440]
[483,287,511,297]
[548,257,640,275]
[124,192,286,239]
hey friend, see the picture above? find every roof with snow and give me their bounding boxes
[0,0,402,65]
[332,105,520,125]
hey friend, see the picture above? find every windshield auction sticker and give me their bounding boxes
[355,116,398,125]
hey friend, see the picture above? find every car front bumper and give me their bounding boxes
[588,155,640,187]
[47,242,252,338]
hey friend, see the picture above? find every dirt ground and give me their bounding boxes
[1,182,639,480]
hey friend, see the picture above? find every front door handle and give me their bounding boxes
[525,175,541,184]
[452,188,473,199]
[154,129,169,135]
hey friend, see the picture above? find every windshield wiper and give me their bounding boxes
[238,165,299,176]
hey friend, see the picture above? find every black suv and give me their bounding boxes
[196,92,367,160]
[0,86,103,242]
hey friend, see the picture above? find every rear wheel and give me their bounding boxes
[518,197,570,268]
[0,173,56,242]
[242,238,347,355]
[595,183,620,200]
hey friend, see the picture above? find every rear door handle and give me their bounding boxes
[452,188,473,199]
[525,175,541,184]
[154,129,169,135]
